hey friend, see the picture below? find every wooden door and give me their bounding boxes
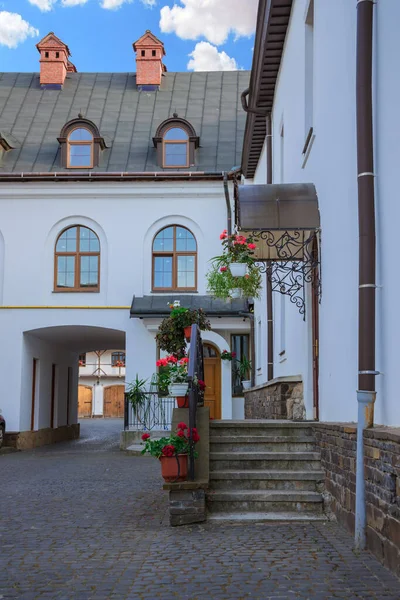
[78,385,92,418]
[203,344,222,419]
[104,385,125,418]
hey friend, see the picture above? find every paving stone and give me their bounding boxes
[0,419,399,599]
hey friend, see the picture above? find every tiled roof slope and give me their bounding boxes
[0,70,250,173]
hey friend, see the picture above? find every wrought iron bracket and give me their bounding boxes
[251,229,321,319]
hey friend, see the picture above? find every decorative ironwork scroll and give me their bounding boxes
[251,229,321,319]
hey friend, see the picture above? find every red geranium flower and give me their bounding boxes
[248,243,256,250]
[232,352,237,357]
[177,422,187,430]
[162,444,176,457]
[220,266,228,272]
[167,355,178,363]
[176,430,186,438]
[179,357,189,364]
[141,433,150,441]
[197,380,206,391]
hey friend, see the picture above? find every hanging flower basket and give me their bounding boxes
[230,262,247,277]
[159,454,188,482]
[176,395,189,408]
[169,383,189,397]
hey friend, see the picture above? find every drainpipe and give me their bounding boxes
[266,114,274,381]
[223,172,232,236]
[355,0,377,552]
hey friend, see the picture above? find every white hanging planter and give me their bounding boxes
[230,288,243,299]
[169,383,189,397]
[229,262,247,277]
[242,380,251,390]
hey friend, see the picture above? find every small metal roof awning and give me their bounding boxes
[237,183,320,261]
[130,295,251,318]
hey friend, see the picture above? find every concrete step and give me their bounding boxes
[210,451,322,471]
[210,470,325,491]
[206,490,324,514]
[207,512,327,522]
[210,421,315,438]
[210,436,317,452]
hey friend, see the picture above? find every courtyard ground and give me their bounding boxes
[0,419,399,600]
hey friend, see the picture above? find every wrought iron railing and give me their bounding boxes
[124,392,174,431]
[187,323,204,480]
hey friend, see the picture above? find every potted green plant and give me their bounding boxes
[216,230,258,277]
[156,355,190,399]
[141,422,200,482]
[155,301,211,353]
[168,301,211,341]
[125,375,148,416]
[236,356,252,390]
[207,263,262,300]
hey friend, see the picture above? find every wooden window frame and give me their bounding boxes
[67,127,94,169]
[162,126,189,169]
[78,353,86,366]
[152,225,197,292]
[111,352,126,367]
[54,225,100,293]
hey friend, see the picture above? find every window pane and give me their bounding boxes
[80,255,98,287]
[57,256,75,288]
[177,255,195,288]
[153,227,174,252]
[204,344,217,358]
[112,352,125,366]
[69,144,91,167]
[154,256,172,288]
[56,227,77,252]
[79,227,99,252]
[69,128,93,141]
[164,143,188,167]
[164,127,188,141]
[176,227,196,251]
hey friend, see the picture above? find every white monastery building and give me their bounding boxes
[0,31,250,447]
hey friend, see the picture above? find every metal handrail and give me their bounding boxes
[187,323,204,480]
[124,392,174,432]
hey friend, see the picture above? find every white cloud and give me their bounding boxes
[187,41,238,72]
[160,0,258,46]
[100,0,132,8]
[140,0,156,6]
[28,0,56,11]
[0,11,39,48]
[61,0,90,6]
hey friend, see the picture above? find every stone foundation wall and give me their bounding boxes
[169,489,206,526]
[5,424,80,450]
[244,378,305,420]
[313,423,400,576]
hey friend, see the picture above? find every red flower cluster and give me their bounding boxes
[220,266,228,272]
[180,357,189,364]
[177,422,187,430]
[197,379,206,391]
[220,229,228,240]
[177,429,186,438]
[162,444,176,457]
[188,427,200,443]
[141,433,150,441]
[156,354,184,367]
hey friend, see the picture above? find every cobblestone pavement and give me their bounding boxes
[1,419,399,600]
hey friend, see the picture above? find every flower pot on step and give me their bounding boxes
[230,288,243,299]
[184,326,192,341]
[159,454,188,482]
[176,395,189,408]
[229,262,247,277]
[169,383,189,397]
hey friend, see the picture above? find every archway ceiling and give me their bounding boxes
[26,326,125,353]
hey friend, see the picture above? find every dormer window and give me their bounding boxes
[58,116,107,169]
[153,116,199,169]
[68,127,93,168]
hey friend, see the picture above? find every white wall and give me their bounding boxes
[247,0,400,425]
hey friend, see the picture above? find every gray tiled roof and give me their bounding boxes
[130,295,251,318]
[0,71,250,173]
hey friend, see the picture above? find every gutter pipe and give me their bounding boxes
[0,171,229,183]
[266,114,274,381]
[223,172,232,236]
[355,0,377,552]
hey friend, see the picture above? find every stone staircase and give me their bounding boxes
[207,420,326,521]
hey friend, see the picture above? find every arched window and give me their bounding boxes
[67,127,93,168]
[55,226,100,292]
[163,127,189,168]
[152,225,197,291]
[153,116,199,169]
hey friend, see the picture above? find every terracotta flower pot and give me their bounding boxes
[184,325,192,341]
[159,454,188,482]
[177,395,189,408]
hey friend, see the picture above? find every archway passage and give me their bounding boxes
[203,343,221,419]
[78,385,92,418]
[104,385,125,418]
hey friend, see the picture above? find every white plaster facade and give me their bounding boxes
[0,180,249,435]
[247,0,400,426]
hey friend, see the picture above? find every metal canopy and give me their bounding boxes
[130,295,251,318]
[237,183,319,231]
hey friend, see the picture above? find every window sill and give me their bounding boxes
[53,289,100,293]
[151,291,198,294]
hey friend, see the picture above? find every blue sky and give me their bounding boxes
[0,0,256,73]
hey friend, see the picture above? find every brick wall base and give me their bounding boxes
[313,423,400,577]
[169,489,206,526]
[244,377,305,420]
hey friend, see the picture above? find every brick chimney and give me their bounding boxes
[133,30,166,88]
[36,32,75,88]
